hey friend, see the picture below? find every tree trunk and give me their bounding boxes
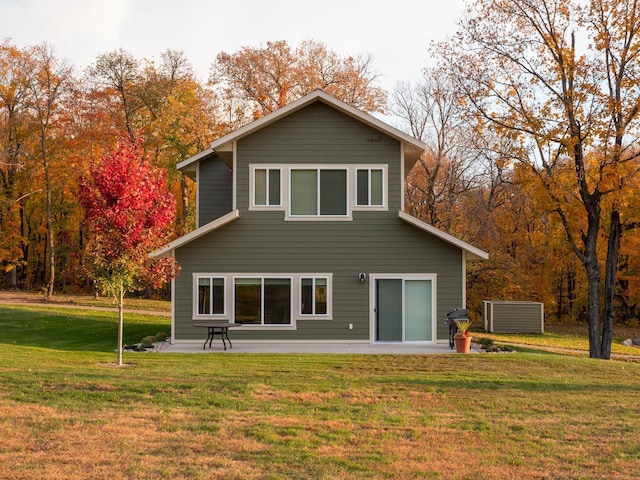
[585,255,602,359]
[557,271,564,320]
[581,204,603,359]
[43,138,55,299]
[602,209,622,360]
[6,267,17,290]
[567,267,576,319]
[117,282,124,366]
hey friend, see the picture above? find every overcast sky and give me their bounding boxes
[0,0,465,92]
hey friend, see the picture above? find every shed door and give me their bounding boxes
[375,278,433,342]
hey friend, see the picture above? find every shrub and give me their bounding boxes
[155,332,169,342]
[141,336,158,347]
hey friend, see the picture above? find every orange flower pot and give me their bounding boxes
[454,335,472,353]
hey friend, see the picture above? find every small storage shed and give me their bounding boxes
[483,301,544,334]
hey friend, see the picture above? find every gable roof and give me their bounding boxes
[177,90,427,174]
[398,211,489,261]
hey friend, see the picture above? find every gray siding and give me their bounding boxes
[175,102,464,342]
[483,301,544,333]
[175,216,462,341]
[198,155,232,227]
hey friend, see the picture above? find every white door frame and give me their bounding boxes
[369,273,437,344]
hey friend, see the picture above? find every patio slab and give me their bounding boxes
[160,342,456,354]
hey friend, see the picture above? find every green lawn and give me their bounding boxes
[477,323,640,356]
[1,304,640,479]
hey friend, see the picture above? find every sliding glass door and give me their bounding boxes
[375,277,433,342]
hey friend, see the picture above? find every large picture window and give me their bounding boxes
[197,277,225,315]
[290,168,348,216]
[234,277,292,325]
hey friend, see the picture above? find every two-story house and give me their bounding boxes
[153,90,488,346]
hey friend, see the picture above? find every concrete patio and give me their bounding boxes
[160,341,456,354]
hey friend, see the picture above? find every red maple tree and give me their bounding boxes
[79,134,179,365]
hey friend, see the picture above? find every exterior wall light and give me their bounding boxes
[358,273,367,283]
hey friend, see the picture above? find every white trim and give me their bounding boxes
[298,274,333,319]
[232,275,295,329]
[369,273,438,344]
[176,148,214,171]
[150,209,240,258]
[189,272,334,326]
[398,210,489,261]
[195,162,200,228]
[246,163,389,221]
[232,142,237,211]
[288,166,350,220]
[249,165,283,210]
[462,251,467,308]
[192,274,227,319]
[400,143,406,211]
[170,256,176,344]
[354,166,388,211]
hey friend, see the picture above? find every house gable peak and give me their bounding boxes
[177,90,426,173]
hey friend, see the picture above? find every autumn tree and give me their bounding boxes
[140,50,221,233]
[87,49,219,234]
[78,135,178,366]
[23,43,73,298]
[437,0,640,358]
[211,40,387,123]
[393,75,481,231]
[0,40,31,289]
[89,49,144,139]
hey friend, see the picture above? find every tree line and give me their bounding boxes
[1,0,640,359]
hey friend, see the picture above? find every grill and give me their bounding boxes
[444,308,469,349]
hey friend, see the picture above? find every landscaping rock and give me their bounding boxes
[622,338,640,347]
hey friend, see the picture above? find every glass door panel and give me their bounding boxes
[405,280,432,341]
[376,279,403,341]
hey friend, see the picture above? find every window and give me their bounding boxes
[253,168,281,207]
[300,277,328,316]
[197,277,225,315]
[356,168,384,206]
[234,277,292,325]
[290,168,348,216]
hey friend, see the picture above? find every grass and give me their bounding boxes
[56,293,170,312]
[0,304,169,351]
[476,323,640,356]
[1,304,640,479]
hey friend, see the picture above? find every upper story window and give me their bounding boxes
[290,168,348,217]
[356,168,384,207]
[249,164,387,220]
[253,167,281,207]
